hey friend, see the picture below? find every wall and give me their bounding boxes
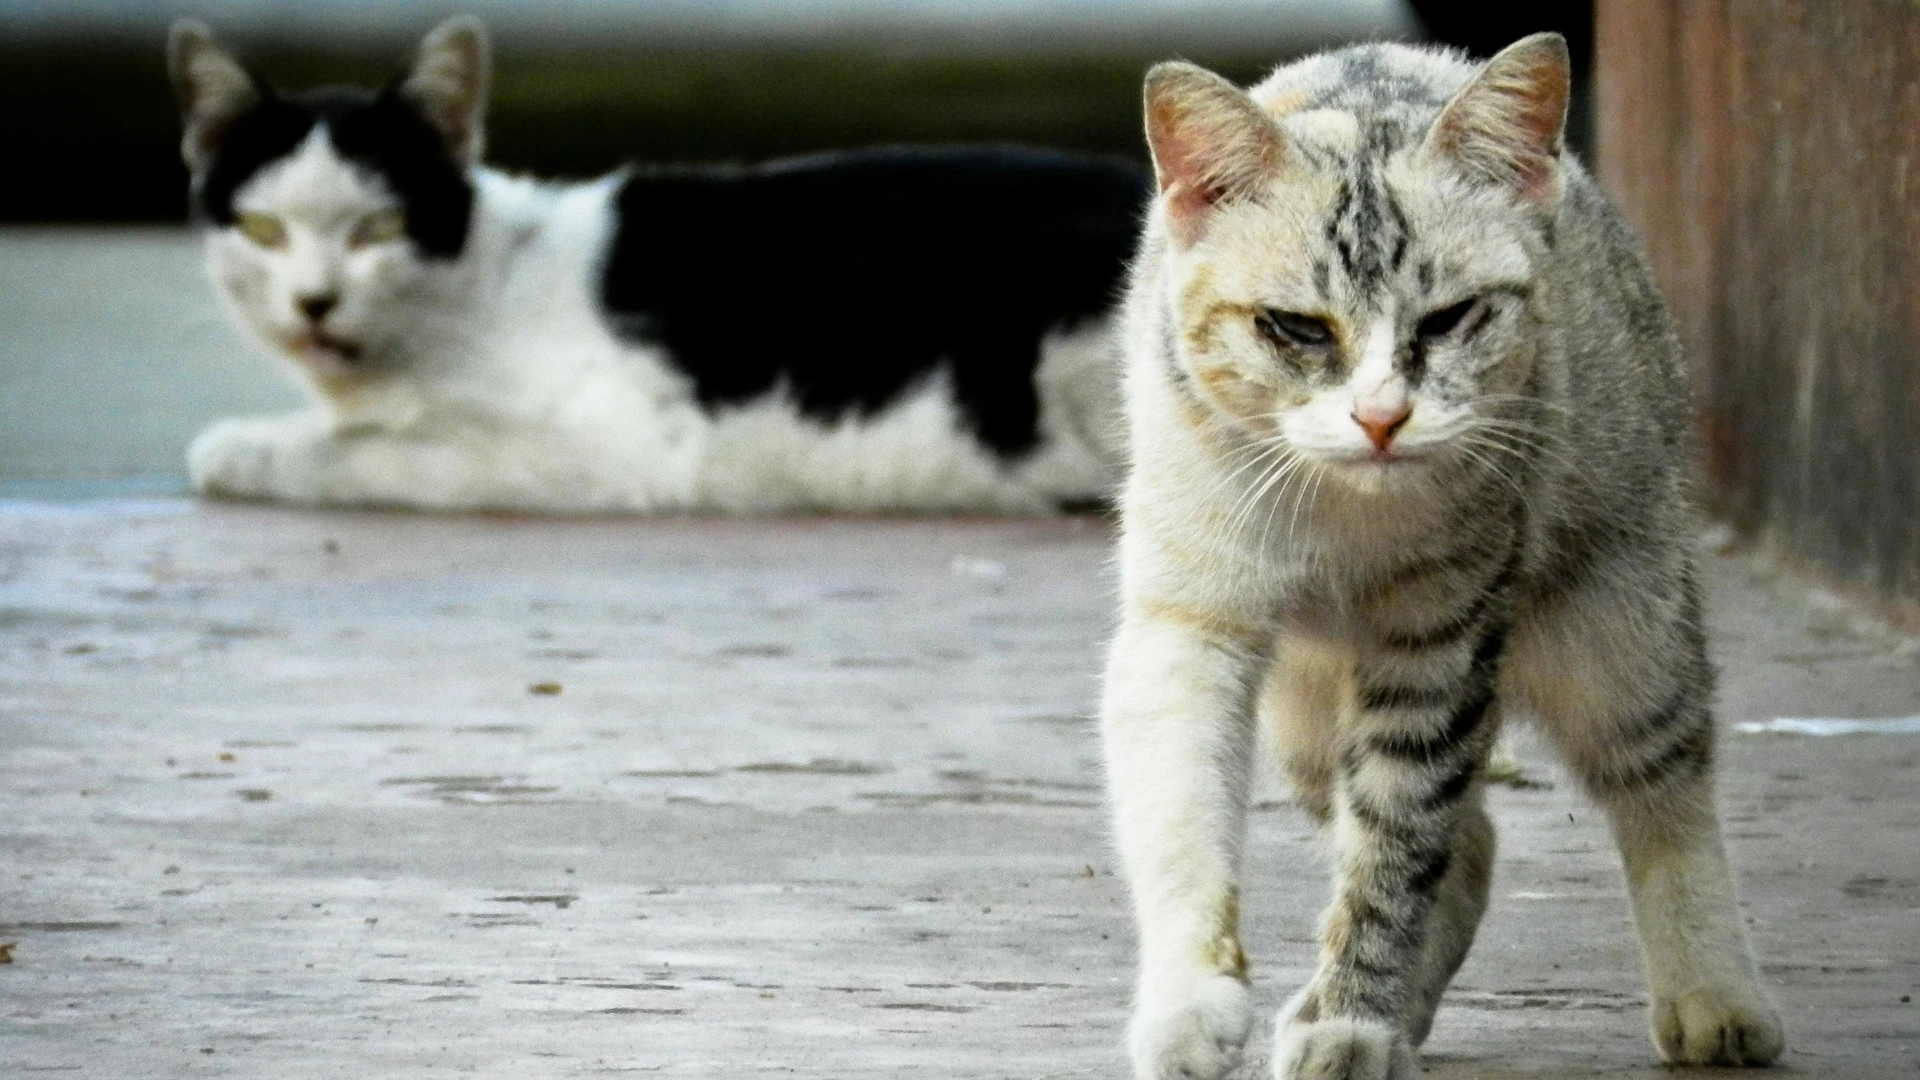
[1596,0,1920,624]
[0,2,1415,224]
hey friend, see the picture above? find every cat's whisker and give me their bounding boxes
[1465,413,1567,442]
[1223,447,1304,541]
[1457,428,1549,485]
[1474,392,1574,413]
[1253,450,1317,551]
[1452,439,1531,502]
[1472,394,1577,428]
[1464,412,1579,460]
[1209,441,1282,524]
[1465,431,1567,478]
[1464,413,1570,448]
[1468,409,1582,466]
[1203,436,1293,508]
[1191,424,1295,503]
[1464,421,1589,485]
[1292,459,1330,548]
[1215,430,1302,526]
[1272,460,1312,550]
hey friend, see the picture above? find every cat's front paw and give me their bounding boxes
[1651,982,1784,1066]
[1273,988,1415,1080]
[1129,969,1253,1080]
[188,417,315,501]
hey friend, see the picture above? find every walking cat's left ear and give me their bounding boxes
[1422,33,1570,207]
[1143,61,1288,246]
[396,16,491,166]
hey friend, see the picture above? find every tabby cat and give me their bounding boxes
[169,18,1142,513]
[1101,35,1784,1078]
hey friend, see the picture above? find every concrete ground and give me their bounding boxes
[1,502,1916,1078]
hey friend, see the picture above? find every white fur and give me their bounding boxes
[1130,966,1254,1080]
[193,137,1121,513]
[1272,995,1416,1080]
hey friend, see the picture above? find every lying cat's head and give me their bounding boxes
[168,17,489,382]
[1142,36,1571,495]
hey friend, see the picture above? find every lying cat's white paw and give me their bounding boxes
[1273,989,1415,1080]
[1129,970,1253,1080]
[188,417,316,501]
[1651,982,1785,1066]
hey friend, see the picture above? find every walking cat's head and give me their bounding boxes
[1141,36,1571,495]
[168,17,489,384]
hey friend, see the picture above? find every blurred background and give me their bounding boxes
[4,1,1914,629]
[0,1,1595,224]
[5,0,1583,499]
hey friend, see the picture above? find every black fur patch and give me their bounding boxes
[192,86,473,259]
[601,146,1149,458]
[1405,845,1454,895]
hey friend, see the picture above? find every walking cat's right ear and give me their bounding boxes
[1143,61,1287,247]
[167,19,261,175]
[1422,33,1571,208]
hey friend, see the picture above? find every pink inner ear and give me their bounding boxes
[1161,181,1220,240]
[1500,56,1568,158]
[1146,100,1200,195]
[1148,104,1217,242]
[1432,42,1569,203]
[1147,91,1280,243]
[1509,153,1556,201]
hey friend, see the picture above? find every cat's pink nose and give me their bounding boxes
[1352,402,1411,451]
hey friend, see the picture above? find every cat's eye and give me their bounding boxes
[235,212,287,249]
[1416,297,1487,340]
[1256,309,1335,348]
[349,209,407,248]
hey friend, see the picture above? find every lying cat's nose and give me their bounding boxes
[1352,402,1411,451]
[297,293,339,323]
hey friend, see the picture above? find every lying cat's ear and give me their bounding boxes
[167,20,262,175]
[1143,61,1287,246]
[1423,33,1570,207]
[396,16,491,166]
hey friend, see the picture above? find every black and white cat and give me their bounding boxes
[169,17,1146,513]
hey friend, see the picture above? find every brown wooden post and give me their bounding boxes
[1597,0,1920,625]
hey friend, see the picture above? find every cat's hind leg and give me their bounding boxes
[1510,568,1784,1067]
[1262,632,1346,826]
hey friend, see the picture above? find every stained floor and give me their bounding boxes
[1,503,1916,1077]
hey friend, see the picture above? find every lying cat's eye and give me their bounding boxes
[349,209,407,249]
[1416,297,1487,340]
[1256,309,1335,348]
[235,212,287,249]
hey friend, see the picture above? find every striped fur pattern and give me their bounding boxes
[1102,36,1784,1079]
